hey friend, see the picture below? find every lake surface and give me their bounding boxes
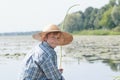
[0,57,120,80]
[0,35,120,80]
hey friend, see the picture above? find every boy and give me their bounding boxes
[19,24,73,80]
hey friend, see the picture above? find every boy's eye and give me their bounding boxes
[57,37,60,39]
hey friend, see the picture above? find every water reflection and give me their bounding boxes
[102,59,120,72]
[61,57,120,80]
[74,56,120,72]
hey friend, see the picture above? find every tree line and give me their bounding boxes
[59,0,120,33]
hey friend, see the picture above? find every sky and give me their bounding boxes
[0,0,109,33]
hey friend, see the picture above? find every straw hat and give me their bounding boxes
[32,24,73,46]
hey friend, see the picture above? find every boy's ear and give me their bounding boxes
[43,36,48,41]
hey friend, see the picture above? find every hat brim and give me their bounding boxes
[32,31,73,46]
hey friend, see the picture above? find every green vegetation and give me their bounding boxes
[59,0,120,35]
[72,30,120,35]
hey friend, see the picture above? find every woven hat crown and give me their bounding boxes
[42,24,61,32]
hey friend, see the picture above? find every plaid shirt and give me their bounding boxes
[19,42,64,80]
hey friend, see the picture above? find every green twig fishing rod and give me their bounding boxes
[59,4,80,68]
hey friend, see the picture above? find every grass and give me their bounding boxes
[72,30,120,35]
[113,76,120,80]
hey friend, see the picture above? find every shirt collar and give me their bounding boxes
[42,41,54,49]
[39,41,56,57]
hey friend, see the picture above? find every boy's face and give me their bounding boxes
[45,32,61,48]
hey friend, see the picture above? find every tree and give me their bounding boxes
[99,7,115,29]
[62,12,84,32]
[109,0,116,6]
[93,8,106,29]
[111,5,120,26]
[83,7,94,29]
[89,8,98,29]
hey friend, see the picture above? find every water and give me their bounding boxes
[62,60,120,80]
[0,58,21,80]
[0,35,120,80]
[0,57,120,80]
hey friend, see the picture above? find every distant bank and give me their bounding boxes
[0,31,40,36]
